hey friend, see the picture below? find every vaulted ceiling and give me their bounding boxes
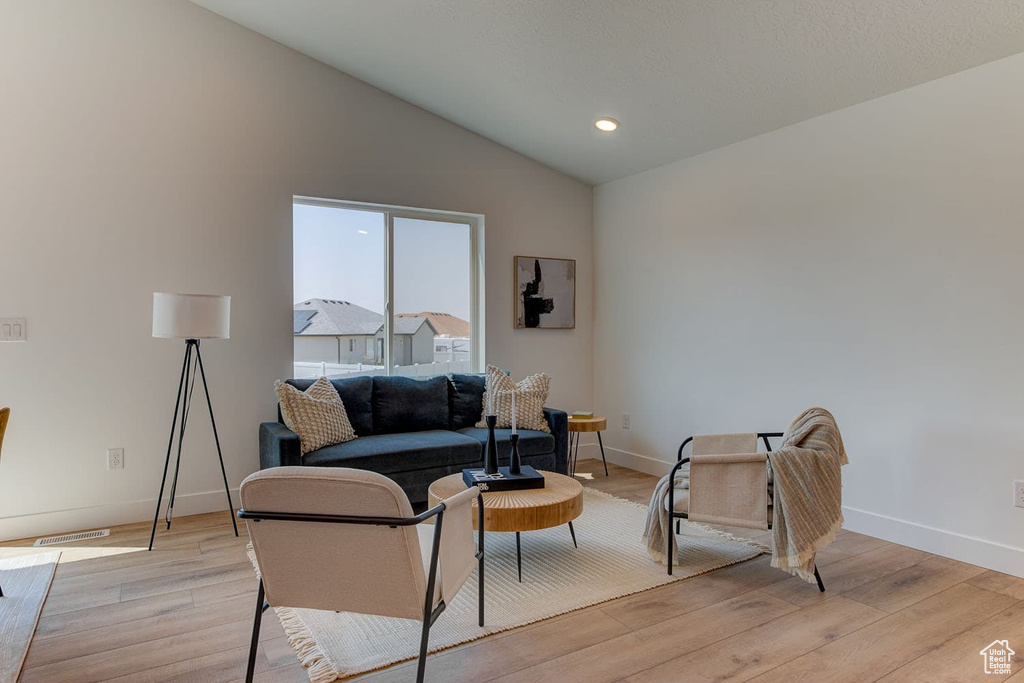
[192,0,1024,185]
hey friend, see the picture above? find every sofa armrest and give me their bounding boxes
[259,421,302,469]
[543,407,569,475]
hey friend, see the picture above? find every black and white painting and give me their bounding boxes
[515,256,575,329]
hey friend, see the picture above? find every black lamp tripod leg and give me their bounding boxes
[166,343,195,530]
[149,343,190,551]
[195,341,239,537]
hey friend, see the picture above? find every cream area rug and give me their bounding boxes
[0,551,60,683]
[255,488,764,682]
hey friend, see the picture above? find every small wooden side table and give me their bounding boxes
[568,416,608,477]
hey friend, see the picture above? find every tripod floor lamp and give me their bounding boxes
[150,293,238,551]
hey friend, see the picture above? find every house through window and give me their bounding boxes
[292,198,482,379]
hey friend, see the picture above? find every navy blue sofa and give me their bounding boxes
[259,374,569,503]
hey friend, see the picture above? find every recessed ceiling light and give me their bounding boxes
[357,230,369,234]
[595,118,619,132]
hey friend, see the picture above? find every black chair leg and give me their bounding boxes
[477,491,485,628]
[813,565,825,592]
[478,556,485,628]
[667,521,674,576]
[416,617,432,683]
[245,579,265,683]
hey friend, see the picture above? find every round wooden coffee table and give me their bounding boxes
[428,471,583,581]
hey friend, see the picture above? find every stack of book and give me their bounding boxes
[571,411,594,419]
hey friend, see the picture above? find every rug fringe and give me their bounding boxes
[247,545,340,683]
[276,606,339,683]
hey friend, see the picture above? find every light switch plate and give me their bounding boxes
[0,318,26,342]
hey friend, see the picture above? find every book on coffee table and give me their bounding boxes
[570,411,594,419]
[462,466,545,491]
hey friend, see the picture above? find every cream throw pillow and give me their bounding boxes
[476,365,551,433]
[275,378,357,456]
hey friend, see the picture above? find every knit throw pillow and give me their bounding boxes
[476,365,551,433]
[275,378,357,456]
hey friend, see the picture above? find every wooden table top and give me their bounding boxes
[568,416,607,432]
[428,471,583,532]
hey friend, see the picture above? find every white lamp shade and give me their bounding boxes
[153,293,231,339]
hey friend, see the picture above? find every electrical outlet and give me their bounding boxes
[1015,480,1024,508]
[622,413,631,430]
[107,448,124,471]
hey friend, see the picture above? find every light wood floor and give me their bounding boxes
[3,460,1023,682]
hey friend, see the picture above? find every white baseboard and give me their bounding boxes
[0,488,240,543]
[603,445,674,477]
[604,446,1024,579]
[841,506,1024,578]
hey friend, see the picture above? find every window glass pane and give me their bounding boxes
[393,217,471,377]
[292,204,386,378]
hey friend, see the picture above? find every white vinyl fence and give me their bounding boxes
[293,359,472,380]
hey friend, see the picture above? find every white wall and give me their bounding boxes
[594,53,1024,577]
[0,0,592,540]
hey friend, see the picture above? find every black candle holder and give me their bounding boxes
[482,414,499,474]
[509,433,522,475]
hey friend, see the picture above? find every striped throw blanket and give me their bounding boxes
[768,407,848,583]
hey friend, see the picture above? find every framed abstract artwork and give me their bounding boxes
[514,255,576,329]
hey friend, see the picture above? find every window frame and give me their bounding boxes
[293,196,485,374]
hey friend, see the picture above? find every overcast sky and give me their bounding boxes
[293,203,471,321]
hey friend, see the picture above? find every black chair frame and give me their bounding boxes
[237,491,485,683]
[666,432,825,592]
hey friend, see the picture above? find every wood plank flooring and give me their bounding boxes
[2,460,1022,682]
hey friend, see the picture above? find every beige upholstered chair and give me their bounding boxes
[238,467,484,683]
[666,431,825,591]
[0,407,7,598]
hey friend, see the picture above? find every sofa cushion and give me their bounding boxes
[286,377,373,436]
[448,373,486,430]
[456,427,555,459]
[477,365,551,433]
[372,376,449,434]
[274,379,357,456]
[303,430,481,474]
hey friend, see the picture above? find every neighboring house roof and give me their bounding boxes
[293,308,317,334]
[396,311,469,337]
[390,316,437,336]
[294,299,385,336]
[294,299,437,337]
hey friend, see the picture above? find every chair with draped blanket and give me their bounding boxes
[659,408,847,589]
[237,466,485,683]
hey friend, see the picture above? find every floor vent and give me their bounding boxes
[34,529,110,547]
